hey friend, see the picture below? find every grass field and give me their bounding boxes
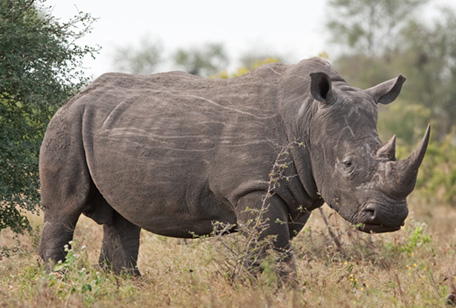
[0,194,455,307]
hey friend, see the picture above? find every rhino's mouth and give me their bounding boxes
[356,223,402,233]
[355,202,407,233]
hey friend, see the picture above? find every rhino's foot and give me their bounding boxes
[39,220,78,273]
[235,192,300,287]
[98,211,141,277]
[275,258,299,288]
[98,254,141,277]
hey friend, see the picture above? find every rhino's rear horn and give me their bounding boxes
[376,135,396,160]
[393,125,431,197]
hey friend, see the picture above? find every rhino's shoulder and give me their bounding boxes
[242,62,289,80]
[285,57,339,77]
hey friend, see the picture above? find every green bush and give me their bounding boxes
[0,93,44,232]
[416,130,456,206]
[0,0,98,233]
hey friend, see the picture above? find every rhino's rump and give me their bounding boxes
[77,71,287,234]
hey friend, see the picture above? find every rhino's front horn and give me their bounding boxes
[390,125,431,198]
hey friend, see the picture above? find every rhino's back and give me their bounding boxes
[66,65,290,230]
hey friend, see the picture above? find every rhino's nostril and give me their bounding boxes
[365,209,376,221]
[360,204,379,223]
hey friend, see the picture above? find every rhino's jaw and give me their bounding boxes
[356,222,402,233]
[355,202,408,233]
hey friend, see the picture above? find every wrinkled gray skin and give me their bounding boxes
[39,57,430,279]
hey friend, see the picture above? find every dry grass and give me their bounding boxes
[1,196,455,307]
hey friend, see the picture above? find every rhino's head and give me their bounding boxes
[307,72,430,233]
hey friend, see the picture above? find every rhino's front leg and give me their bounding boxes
[236,191,297,284]
[99,211,141,276]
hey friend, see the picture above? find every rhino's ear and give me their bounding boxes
[310,72,334,104]
[366,75,406,105]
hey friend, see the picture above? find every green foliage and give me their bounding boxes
[112,41,228,76]
[209,208,279,286]
[173,43,229,77]
[36,242,139,306]
[50,243,110,305]
[327,0,429,56]
[396,8,456,136]
[239,52,284,70]
[0,0,98,233]
[390,222,433,255]
[0,0,98,104]
[0,93,42,232]
[377,101,431,148]
[328,1,456,139]
[213,57,280,79]
[203,144,298,286]
[0,206,454,307]
[112,36,163,74]
[416,131,456,206]
[111,38,288,78]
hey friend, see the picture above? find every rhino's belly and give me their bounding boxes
[134,212,237,238]
[87,138,237,236]
[104,182,236,238]
[93,170,237,237]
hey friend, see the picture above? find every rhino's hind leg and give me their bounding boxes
[39,214,79,272]
[38,155,90,272]
[99,211,141,276]
[38,180,87,272]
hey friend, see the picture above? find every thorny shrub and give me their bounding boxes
[204,143,300,286]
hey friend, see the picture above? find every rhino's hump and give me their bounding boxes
[80,64,289,150]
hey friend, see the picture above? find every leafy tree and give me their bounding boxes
[173,43,229,77]
[326,0,428,57]
[111,36,163,74]
[0,0,98,233]
[327,0,456,140]
[112,39,287,79]
[395,9,456,136]
[239,52,284,70]
[111,41,228,77]
[214,57,280,79]
[417,130,456,207]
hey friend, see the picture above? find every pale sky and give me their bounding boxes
[44,0,455,78]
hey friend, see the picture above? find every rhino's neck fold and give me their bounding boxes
[275,58,340,210]
[285,140,323,210]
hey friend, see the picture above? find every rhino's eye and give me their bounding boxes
[342,158,354,170]
[339,156,355,175]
